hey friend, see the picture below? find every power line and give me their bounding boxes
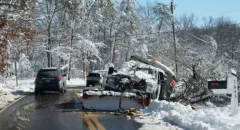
[212,8,240,17]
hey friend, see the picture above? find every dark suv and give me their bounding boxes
[34,68,67,94]
[86,72,102,87]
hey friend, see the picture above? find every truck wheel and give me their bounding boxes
[63,83,67,93]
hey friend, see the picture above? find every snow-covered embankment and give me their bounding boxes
[0,78,34,110]
[136,100,240,130]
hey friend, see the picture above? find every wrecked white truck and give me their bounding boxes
[82,55,176,111]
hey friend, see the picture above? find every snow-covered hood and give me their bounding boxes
[115,60,165,85]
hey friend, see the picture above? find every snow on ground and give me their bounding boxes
[85,90,137,97]
[0,84,17,109]
[0,77,34,110]
[7,79,35,93]
[136,100,240,130]
[66,78,86,86]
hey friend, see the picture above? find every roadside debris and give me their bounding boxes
[124,109,140,116]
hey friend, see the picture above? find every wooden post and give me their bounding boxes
[15,62,18,87]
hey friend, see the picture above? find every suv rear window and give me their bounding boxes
[38,70,60,77]
[88,73,100,77]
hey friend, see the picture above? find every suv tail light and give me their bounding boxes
[58,76,62,82]
[35,76,39,82]
[83,93,88,99]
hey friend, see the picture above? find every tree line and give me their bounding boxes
[1,0,240,100]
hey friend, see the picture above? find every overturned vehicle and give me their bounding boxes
[82,55,176,111]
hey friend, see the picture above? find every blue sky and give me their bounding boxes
[137,0,240,24]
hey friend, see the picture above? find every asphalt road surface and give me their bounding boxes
[0,88,142,130]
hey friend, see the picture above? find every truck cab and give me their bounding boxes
[104,55,176,101]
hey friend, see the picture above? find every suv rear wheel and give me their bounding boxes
[60,89,64,94]
[35,88,39,95]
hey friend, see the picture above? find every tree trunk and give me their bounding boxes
[68,19,74,80]
[110,33,116,63]
[110,25,112,38]
[82,57,85,79]
[104,22,106,41]
[192,65,197,79]
[47,24,51,67]
[68,56,72,80]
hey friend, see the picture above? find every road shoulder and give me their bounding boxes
[0,95,25,113]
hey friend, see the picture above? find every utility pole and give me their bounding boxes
[68,18,75,80]
[110,33,116,63]
[171,0,178,77]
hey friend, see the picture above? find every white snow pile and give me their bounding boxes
[115,60,163,86]
[66,78,86,86]
[117,60,165,76]
[85,90,137,97]
[136,100,240,130]
[0,83,17,106]
[154,61,175,77]
[0,77,34,110]
[171,82,186,98]
[135,71,157,85]
[4,78,34,94]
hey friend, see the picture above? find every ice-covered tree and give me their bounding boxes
[0,0,35,75]
[18,53,33,78]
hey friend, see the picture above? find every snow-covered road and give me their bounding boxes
[1,77,240,130]
[0,78,86,111]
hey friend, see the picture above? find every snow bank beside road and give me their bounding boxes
[0,84,17,107]
[136,100,240,130]
[6,79,34,93]
[0,78,34,110]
